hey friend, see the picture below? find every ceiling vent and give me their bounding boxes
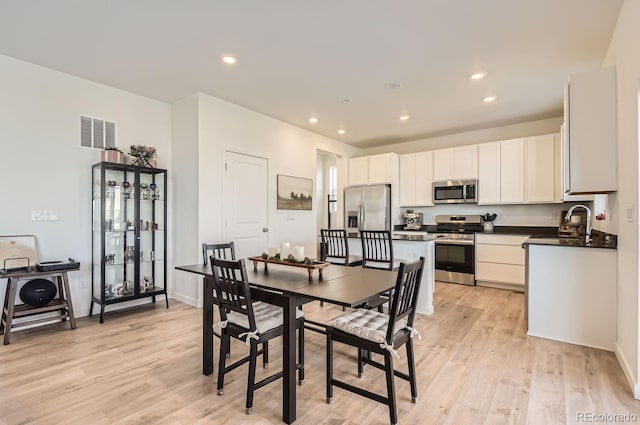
[81,116,116,149]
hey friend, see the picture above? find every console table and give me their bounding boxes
[1,268,78,344]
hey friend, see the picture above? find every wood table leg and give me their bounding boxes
[203,276,215,375]
[61,272,76,329]
[252,260,258,272]
[3,278,18,345]
[0,277,11,335]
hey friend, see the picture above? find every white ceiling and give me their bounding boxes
[0,1,622,148]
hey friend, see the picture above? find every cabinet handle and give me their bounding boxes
[263,228,269,232]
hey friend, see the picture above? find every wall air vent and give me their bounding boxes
[80,116,116,149]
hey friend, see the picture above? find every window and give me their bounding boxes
[329,165,337,213]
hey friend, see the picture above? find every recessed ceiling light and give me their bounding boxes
[337,128,346,135]
[482,95,497,103]
[308,117,318,124]
[385,82,403,90]
[221,54,238,65]
[470,72,486,80]
[337,98,351,104]
[398,114,411,121]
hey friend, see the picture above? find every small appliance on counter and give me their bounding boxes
[403,210,423,230]
[558,210,588,238]
[482,213,497,233]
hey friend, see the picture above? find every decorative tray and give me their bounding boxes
[247,256,329,279]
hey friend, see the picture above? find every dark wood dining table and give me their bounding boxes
[175,261,397,424]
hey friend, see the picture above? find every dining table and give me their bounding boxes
[175,260,397,424]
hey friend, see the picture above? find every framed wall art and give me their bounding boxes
[277,174,313,210]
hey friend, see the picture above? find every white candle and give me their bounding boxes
[293,246,305,261]
[268,247,278,257]
[280,242,290,259]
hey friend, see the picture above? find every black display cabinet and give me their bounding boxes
[90,161,168,323]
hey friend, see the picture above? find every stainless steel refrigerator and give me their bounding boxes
[344,184,392,237]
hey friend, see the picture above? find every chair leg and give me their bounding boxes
[326,330,333,403]
[357,348,364,378]
[263,341,269,368]
[384,353,398,425]
[246,341,258,415]
[217,333,229,395]
[298,320,305,384]
[406,339,418,403]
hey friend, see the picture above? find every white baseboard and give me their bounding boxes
[416,305,434,316]
[614,342,640,399]
[171,291,198,307]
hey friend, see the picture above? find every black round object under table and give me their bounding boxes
[19,279,57,307]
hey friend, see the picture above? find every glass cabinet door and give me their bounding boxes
[138,170,165,294]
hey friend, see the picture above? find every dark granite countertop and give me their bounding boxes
[393,224,558,238]
[522,230,617,249]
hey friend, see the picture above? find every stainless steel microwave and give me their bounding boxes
[433,179,478,204]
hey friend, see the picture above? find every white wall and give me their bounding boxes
[362,117,563,155]
[170,92,361,305]
[170,94,200,306]
[0,54,172,317]
[602,0,640,398]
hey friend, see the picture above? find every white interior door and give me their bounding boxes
[223,151,269,259]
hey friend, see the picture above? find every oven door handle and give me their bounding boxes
[435,240,475,245]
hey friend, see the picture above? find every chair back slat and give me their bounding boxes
[386,257,425,342]
[203,242,236,265]
[321,229,350,264]
[210,258,256,331]
[360,230,394,270]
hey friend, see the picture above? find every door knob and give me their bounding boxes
[263,227,269,232]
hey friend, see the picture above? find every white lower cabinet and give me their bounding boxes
[475,234,529,291]
[527,244,616,351]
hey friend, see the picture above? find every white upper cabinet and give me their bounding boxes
[399,151,433,206]
[478,142,501,204]
[500,138,525,203]
[453,145,478,179]
[564,66,617,194]
[347,157,369,186]
[432,146,478,181]
[347,153,398,186]
[525,134,556,203]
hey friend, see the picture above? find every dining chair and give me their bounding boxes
[360,230,403,271]
[325,257,425,425]
[360,230,406,311]
[320,229,362,266]
[211,257,305,415]
[203,241,236,357]
[202,242,236,265]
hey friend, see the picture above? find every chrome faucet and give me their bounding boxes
[565,204,592,244]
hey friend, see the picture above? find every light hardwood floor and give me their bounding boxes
[1,283,639,425]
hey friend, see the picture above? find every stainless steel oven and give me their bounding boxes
[434,233,475,285]
[434,215,481,286]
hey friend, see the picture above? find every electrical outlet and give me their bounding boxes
[31,210,59,221]
[79,280,88,288]
[551,212,558,220]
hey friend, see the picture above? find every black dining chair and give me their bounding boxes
[360,230,406,311]
[203,242,236,265]
[360,230,403,271]
[211,257,305,415]
[326,257,425,425]
[203,242,236,357]
[321,229,362,266]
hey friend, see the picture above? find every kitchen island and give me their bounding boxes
[347,236,436,315]
[523,234,617,351]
